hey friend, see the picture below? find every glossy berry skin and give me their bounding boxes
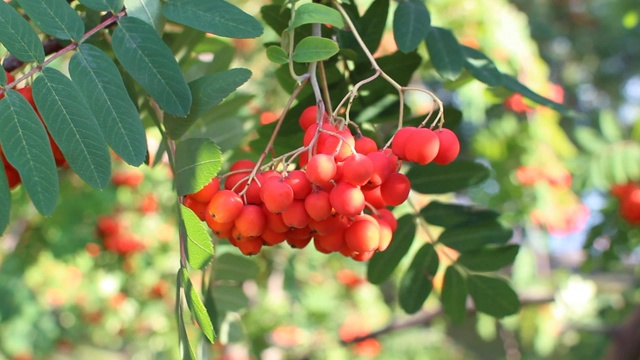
[330,182,365,217]
[344,216,380,253]
[432,128,460,165]
[404,128,440,165]
[390,127,417,160]
[306,154,337,186]
[342,153,373,186]
[234,204,266,237]
[260,177,294,213]
[208,190,244,223]
[298,105,328,131]
[380,172,411,206]
[191,178,220,203]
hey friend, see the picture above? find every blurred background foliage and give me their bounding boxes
[2,0,640,359]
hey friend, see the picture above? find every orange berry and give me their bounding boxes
[330,182,365,217]
[184,195,208,221]
[205,214,234,238]
[365,150,394,188]
[191,178,220,203]
[236,236,263,256]
[313,226,346,252]
[263,206,289,233]
[284,170,312,200]
[234,204,266,237]
[208,190,244,223]
[344,215,380,253]
[261,227,287,246]
[342,153,373,186]
[306,154,337,185]
[309,214,343,235]
[304,190,333,221]
[260,177,294,213]
[362,185,387,209]
[354,136,378,154]
[281,200,309,228]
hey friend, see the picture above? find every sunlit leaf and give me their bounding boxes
[457,245,519,272]
[438,220,513,252]
[367,215,416,284]
[163,0,263,39]
[16,0,84,40]
[179,268,215,343]
[174,138,222,196]
[32,68,111,190]
[180,204,214,270]
[462,46,502,87]
[292,36,339,63]
[0,1,45,63]
[124,0,162,29]
[441,266,467,323]
[112,16,192,116]
[393,0,430,53]
[291,3,344,29]
[468,274,520,318]
[407,160,490,194]
[0,90,58,215]
[425,27,465,81]
[69,44,147,166]
[399,244,439,313]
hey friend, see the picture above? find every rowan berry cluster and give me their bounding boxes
[0,71,67,190]
[185,105,460,260]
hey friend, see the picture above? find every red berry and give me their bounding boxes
[234,204,266,237]
[330,182,365,217]
[191,178,220,203]
[208,190,244,223]
[379,172,411,206]
[404,128,440,165]
[342,153,373,186]
[304,190,333,221]
[390,127,417,160]
[306,154,337,185]
[344,215,380,253]
[260,177,294,213]
[432,128,460,165]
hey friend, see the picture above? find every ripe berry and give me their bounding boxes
[281,200,309,229]
[404,128,440,165]
[299,105,328,131]
[330,182,365,217]
[355,136,378,154]
[306,154,337,185]
[342,153,373,186]
[184,195,208,221]
[205,215,234,238]
[379,172,411,206]
[236,236,263,256]
[308,214,343,235]
[284,170,312,200]
[432,128,460,165]
[260,177,294,213]
[304,190,333,221]
[362,186,387,209]
[261,227,287,246]
[390,127,417,160]
[264,207,289,233]
[313,226,346,252]
[365,151,394,188]
[344,216,380,253]
[191,178,220,203]
[235,204,266,237]
[376,218,393,251]
[208,190,244,223]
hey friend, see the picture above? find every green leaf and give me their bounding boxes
[441,266,467,323]
[0,160,10,236]
[0,90,58,215]
[291,3,345,29]
[367,215,416,284]
[501,74,574,115]
[165,68,252,140]
[179,268,215,343]
[176,272,197,360]
[266,45,289,65]
[399,244,439,314]
[180,204,214,270]
[78,0,124,12]
[407,160,491,194]
[462,46,502,87]
[421,201,499,228]
[292,36,339,63]
[163,0,263,38]
[215,253,259,282]
[212,285,248,314]
[124,0,162,29]
[574,127,608,154]
[112,16,192,116]
[438,221,513,252]
[0,1,45,63]
[16,0,84,40]
[393,0,430,53]
[457,245,519,272]
[69,44,147,166]
[599,109,622,143]
[336,0,388,59]
[467,274,520,318]
[0,71,5,85]
[425,27,465,81]
[32,68,111,190]
[260,4,291,36]
[623,144,640,182]
[174,138,222,196]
